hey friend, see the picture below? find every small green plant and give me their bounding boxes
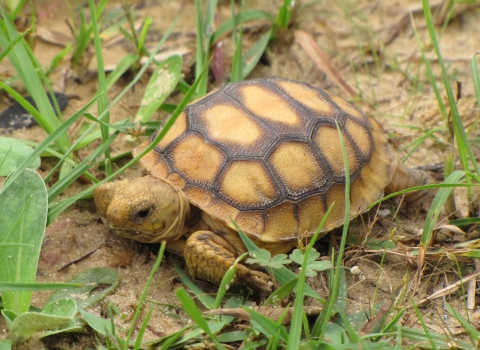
[68,0,108,68]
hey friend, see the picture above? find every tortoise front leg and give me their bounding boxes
[184,231,272,291]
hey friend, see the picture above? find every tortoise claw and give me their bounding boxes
[184,231,272,291]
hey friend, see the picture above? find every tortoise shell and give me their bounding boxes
[135,77,395,243]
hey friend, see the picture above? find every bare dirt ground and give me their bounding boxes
[1,0,480,348]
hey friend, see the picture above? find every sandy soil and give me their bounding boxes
[1,0,480,348]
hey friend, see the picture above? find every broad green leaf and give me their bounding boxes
[5,298,76,343]
[0,169,47,314]
[47,268,119,309]
[78,308,113,336]
[0,138,40,176]
[264,277,298,306]
[323,322,348,343]
[0,339,12,350]
[135,55,182,123]
[40,317,85,338]
[216,331,246,343]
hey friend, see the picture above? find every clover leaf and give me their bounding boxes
[290,248,332,277]
[246,249,292,269]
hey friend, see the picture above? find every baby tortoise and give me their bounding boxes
[94,77,430,290]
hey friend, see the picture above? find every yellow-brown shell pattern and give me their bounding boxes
[136,77,395,243]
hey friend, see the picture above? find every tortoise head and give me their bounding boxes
[93,176,190,243]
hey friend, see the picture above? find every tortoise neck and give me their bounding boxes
[151,176,191,242]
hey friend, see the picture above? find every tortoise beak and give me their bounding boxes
[93,179,129,219]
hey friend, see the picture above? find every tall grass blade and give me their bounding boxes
[230,0,244,82]
[420,170,464,251]
[313,122,351,338]
[0,9,69,151]
[287,203,334,349]
[211,9,273,43]
[422,0,480,177]
[0,93,99,193]
[89,0,111,177]
[175,288,226,349]
[125,242,166,348]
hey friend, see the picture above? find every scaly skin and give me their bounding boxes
[385,155,433,201]
[184,231,272,291]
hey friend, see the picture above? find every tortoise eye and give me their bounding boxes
[138,209,151,218]
[132,208,152,223]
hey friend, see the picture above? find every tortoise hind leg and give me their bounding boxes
[184,231,272,291]
[385,157,432,202]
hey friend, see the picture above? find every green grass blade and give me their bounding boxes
[133,307,154,350]
[412,21,447,122]
[399,326,473,349]
[47,130,119,202]
[230,0,244,82]
[275,0,292,29]
[420,170,465,250]
[137,16,153,57]
[0,82,54,138]
[195,0,207,96]
[211,10,273,43]
[71,3,92,66]
[47,18,182,222]
[214,253,248,309]
[89,0,111,176]
[0,9,69,152]
[242,29,271,78]
[313,122,351,338]
[0,93,99,193]
[126,242,167,347]
[175,287,226,350]
[0,28,29,62]
[45,44,72,77]
[205,0,219,38]
[263,277,298,306]
[7,0,27,19]
[173,262,215,309]
[471,53,480,110]
[0,282,82,292]
[422,0,480,177]
[445,303,480,342]
[411,301,440,349]
[105,53,137,90]
[243,307,289,343]
[287,203,334,349]
[334,308,361,343]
